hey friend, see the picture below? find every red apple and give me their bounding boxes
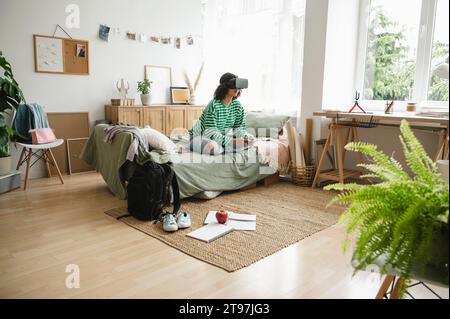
[215,209,228,224]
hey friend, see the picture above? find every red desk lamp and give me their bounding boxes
[348,91,366,113]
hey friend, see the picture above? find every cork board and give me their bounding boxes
[34,35,89,75]
[47,112,90,175]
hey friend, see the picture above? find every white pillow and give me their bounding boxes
[141,127,176,153]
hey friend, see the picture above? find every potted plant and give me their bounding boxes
[325,120,449,296]
[137,79,152,106]
[0,51,25,175]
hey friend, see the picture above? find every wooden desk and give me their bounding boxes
[312,111,449,188]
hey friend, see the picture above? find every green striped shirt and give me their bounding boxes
[189,99,248,146]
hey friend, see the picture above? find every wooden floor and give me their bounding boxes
[0,173,448,299]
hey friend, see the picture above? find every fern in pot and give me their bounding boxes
[0,51,25,175]
[325,120,449,295]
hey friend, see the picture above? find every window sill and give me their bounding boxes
[347,100,450,113]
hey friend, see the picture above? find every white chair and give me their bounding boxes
[16,139,65,190]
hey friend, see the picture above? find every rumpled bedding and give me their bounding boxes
[253,135,290,174]
[81,125,281,200]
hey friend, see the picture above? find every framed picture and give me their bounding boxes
[34,35,89,75]
[170,87,190,105]
[66,138,94,174]
[144,65,172,104]
[34,35,64,73]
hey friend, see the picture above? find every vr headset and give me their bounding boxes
[225,77,249,89]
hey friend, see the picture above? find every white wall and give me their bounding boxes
[0,0,203,178]
[299,0,329,148]
[322,0,360,110]
[0,0,203,121]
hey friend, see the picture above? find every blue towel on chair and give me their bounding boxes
[28,103,49,129]
[12,103,50,143]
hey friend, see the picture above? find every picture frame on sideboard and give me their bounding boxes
[170,86,190,105]
[144,65,172,104]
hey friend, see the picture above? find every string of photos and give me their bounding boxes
[98,24,197,49]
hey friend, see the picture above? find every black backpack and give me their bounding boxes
[126,161,180,221]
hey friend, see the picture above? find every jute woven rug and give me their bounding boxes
[105,182,342,272]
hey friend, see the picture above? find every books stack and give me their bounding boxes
[186,211,256,243]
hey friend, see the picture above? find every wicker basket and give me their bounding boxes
[291,164,316,186]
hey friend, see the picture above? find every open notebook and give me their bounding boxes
[186,223,234,243]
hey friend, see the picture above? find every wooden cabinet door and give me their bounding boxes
[142,107,165,133]
[119,107,141,126]
[105,106,119,124]
[185,107,204,131]
[166,107,186,136]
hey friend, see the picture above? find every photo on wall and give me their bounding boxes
[126,32,136,40]
[175,37,181,49]
[76,44,87,58]
[98,24,110,42]
[161,37,171,44]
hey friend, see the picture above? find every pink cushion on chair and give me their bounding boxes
[29,128,57,144]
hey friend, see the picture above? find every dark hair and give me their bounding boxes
[214,72,242,101]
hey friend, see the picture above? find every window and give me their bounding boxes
[356,0,449,109]
[427,0,449,102]
[201,0,306,114]
[363,0,422,101]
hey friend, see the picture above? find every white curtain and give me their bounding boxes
[199,0,306,116]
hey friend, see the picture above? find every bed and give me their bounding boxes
[81,116,291,200]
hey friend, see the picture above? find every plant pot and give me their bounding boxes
[351,223,449,287]
[140,94,151,106]
[411,223,449,287]
[0,156,13,176]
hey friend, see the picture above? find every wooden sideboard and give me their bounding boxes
[105,105,205,135]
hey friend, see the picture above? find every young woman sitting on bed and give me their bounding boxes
[189,72,254,155]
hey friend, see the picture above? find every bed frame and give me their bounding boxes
[240,172,279,191]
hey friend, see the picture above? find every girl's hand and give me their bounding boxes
[233,138,248,146]
[204,140,220,153]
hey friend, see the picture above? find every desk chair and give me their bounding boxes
[16,139,65,190]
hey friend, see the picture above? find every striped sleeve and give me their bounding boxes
[232,101,249,139]
[196,102,232,146]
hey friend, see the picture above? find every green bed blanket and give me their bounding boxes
[80,125,273,199]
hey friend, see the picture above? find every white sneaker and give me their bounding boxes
[176,211,191,229]
[162,214,178,232]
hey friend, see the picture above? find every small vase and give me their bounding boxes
[140,94,151,106]
[189,93,196,105]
